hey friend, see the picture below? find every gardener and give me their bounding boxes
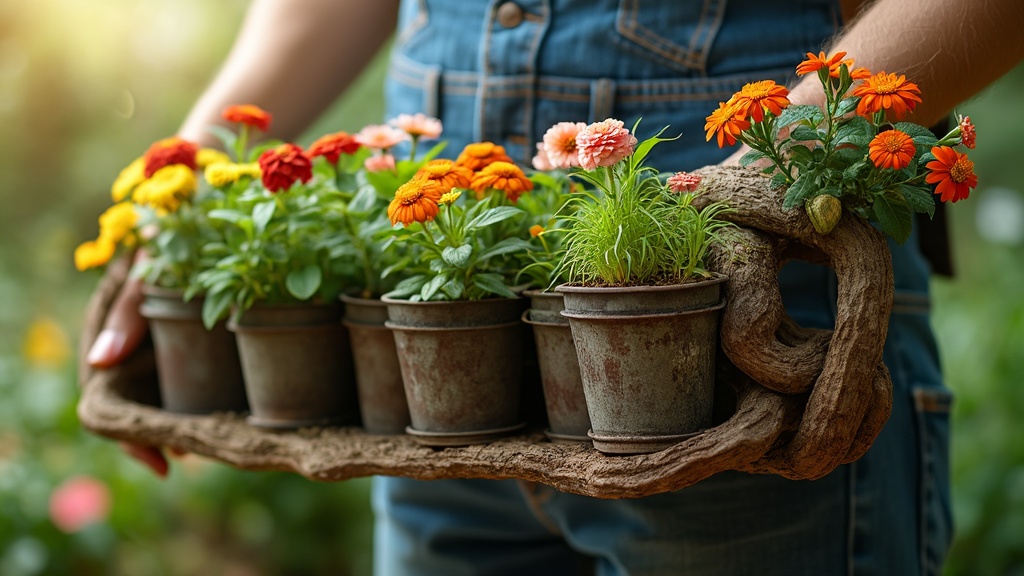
[86,0,1024,574]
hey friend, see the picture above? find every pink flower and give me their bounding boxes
[49,476,111,533]
[354,124,409,151]
[667,171,703,193]
[576,118,638,170]
[365,153,397,173]
[389,113,443,140]
[531,142,554,171]
[541,122,586,169]
[958,115,976,149]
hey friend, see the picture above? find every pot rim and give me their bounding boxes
[559,299,726,321]
[554,272,727,295]
[381,295,524,307]
[339,293,386,306]
[140,284,188,298]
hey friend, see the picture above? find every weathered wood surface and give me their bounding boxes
[77,164,894,498]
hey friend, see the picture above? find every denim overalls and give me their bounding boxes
[375,1,953,574]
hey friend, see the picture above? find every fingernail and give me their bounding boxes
[87,329,127,367]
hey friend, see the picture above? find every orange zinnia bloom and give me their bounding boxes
[414,159,474,191]
[848,66,872,80]
[469,161,534,202]
[925,146,977,203]
[852,72,922,120]
[868,130,916,170]
[454,142,514,171]
[387,179,444,226]
[796,51,848,77]
[307,131,360,163]
[704,102,750,148]
[728,80,790,122]
[222,104,272,131]
[142,137,199,178]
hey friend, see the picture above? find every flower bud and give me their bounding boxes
[806,194,842,235]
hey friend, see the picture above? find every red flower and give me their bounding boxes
[925,146,977,203]
[142,137,198,178]
[958,115,977,149]
[258,144,313,192]
[307,131,361,164]
[222,104,272,132]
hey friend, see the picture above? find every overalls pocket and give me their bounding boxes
[912,385,954,576]
[613,0,726,75]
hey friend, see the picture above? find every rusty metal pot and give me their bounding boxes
[138,286,247,415]
[557,275,727,454]
[228,302,358,429]
[340,294,410,435]
[382,296,527,446]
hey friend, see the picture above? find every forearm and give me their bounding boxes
[178,0,399,145]
[791,0,1024,124]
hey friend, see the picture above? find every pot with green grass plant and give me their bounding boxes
[198,135,360,429]
[551,119,732,454]
[380,145,537,446]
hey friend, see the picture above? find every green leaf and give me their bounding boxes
[738,149,767,167]
[442,244,473,268]
[207,209,247,223]
[285,265,322,300]
[789,126,822,142]
[466,206,523,231]
[205,125,238,153]
[472,273,517,298]
[252,201,276,233]
[769,172,789,190]
[348,185,378,214]
[872,194,913,244]
[383,275,427,299]
[440,277,466,300]
[834,116,874,147]
[420,274,447,301]
[202,289,234,330]
[477,237,532,261]
[782,174,818,209]
[419,141,448,163]
[836,97,858,117]
[772,105,824,137]
[899,184,936,218]
[894,122,937,142]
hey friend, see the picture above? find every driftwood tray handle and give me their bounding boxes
[77,165,894,498]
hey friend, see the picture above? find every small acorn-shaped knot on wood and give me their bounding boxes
[806,194,842,235]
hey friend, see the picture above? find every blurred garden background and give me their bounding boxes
[1,1,1022,574]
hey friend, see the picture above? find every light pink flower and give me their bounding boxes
[364,153,397,173]
[576,118,638,170]
[531,142,554,171]
[49,476,111,533]
[542,122,586,169]
[667,171,703,193]
[354,124,409,151]
[389,113,443,140]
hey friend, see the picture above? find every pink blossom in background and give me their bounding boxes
[531,143,554,171]
[354,124,409,151]
[364,153,397,173]
[576,118,638,170]
[389,113,443,140]
[542,122,586,169]
[667,171,703,193]
[49,476,111,533]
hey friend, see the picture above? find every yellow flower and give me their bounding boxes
[437,189,462,206]
[204,162,243,187]
[23,316,70,369]
[74,237,116,271]
[133,164,197,213]
[196,148,231,168]
[98,202,138,244]
[111,157,146,202]
[238,162,262,178]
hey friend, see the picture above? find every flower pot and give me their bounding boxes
[138,286,248,414]
[522,290,591,443]
[557,274,727,454]
[228,302,359,429]
[382,296,527,446]
[340,294,411,435]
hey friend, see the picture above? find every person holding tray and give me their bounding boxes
[86,0,1024,574]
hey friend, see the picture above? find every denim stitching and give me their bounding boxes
[395,0,429,49]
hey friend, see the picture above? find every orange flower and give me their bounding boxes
[868,130,916,170]
[848,66,872,80]
[796,51,848,77]
[414,159,474,191]
[222,104,272,132]
[958,115,976,149]
[704,102,750,148]
[728,80,790,122]
[529,225,544,237]
[469,161,534,202]
[925,146,977,203]
[142,137,198,178]
[258,143,313,193]
[307,131,360,163]
[388,179,444,226]
[852,72,922,120]
[454,142,513,171]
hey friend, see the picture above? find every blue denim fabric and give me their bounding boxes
[376,1,953,574]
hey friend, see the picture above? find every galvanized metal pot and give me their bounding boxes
[382,296,527,446]
[557,274,727,454]
[340,294,411,435]
[138,285,248,415]
[522,290,591,442]
[228,302,358,429]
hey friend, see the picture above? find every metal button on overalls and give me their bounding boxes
[496,2,524,28]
